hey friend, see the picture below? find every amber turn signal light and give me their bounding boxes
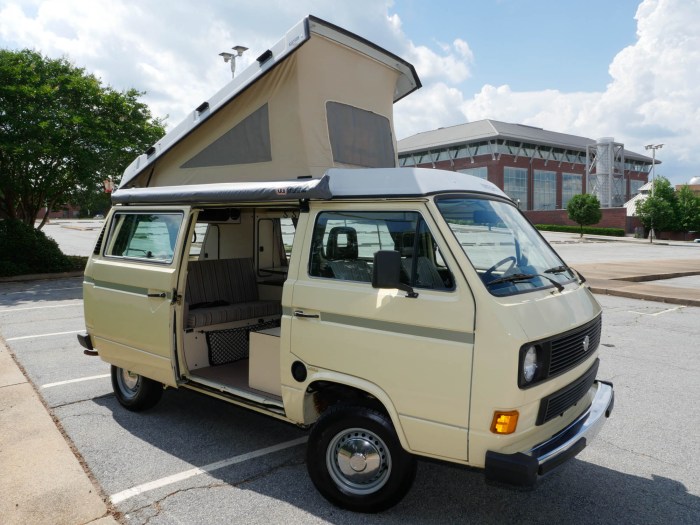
[491,411,519,434]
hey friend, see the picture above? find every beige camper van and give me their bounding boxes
[78,16,614,513]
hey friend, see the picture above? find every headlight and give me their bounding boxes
[522,345,539,384]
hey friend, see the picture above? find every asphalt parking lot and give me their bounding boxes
[1,224,699,524]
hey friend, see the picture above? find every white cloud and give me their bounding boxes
[1,0,697,184]
[404,39,472,84]
[394,82,466,139]
[459,0,700,183]
[462,85,600,133]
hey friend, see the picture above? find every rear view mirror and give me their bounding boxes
[372,250,418,298]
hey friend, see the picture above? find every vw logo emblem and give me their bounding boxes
[582,335,590,352]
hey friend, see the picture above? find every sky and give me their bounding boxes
[1,0,698,186]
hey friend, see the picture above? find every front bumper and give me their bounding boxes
[485,380,614,487]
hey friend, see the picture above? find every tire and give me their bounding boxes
[306,403,417,513]
[111,365,163,411]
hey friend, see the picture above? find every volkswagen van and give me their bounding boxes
[77,16,613,513]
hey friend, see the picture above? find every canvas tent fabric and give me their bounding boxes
[117,15,420,191]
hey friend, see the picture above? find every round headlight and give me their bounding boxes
[522,346,539,383]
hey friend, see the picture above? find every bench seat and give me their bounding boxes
[187,300,281,329]
[185,258,281,330]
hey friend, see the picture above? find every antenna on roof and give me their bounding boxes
[219,45,248,78]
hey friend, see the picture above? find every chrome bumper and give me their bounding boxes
[485,380,614,487]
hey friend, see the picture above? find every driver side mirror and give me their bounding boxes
[372,250,418,298]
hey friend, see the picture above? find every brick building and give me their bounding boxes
[397,120,655,231]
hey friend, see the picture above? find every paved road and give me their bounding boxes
[3,224,698,523]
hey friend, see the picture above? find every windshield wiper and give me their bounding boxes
[544,265,568,274]
[488,272,564,292]
[545,264,586,284]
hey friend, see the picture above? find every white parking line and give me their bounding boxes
[629,306,686,316]
[42,374,110,389]
[110,436,308,504]
[6,330,83,341]
[0,303,83,312]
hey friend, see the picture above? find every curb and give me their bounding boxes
[589,286,700,307]
[0,271,84,283]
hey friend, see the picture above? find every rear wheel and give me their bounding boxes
[111,365,163,411]
[307,404,416,513]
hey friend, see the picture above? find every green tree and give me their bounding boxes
[635,177,677,240]
[566,193,602,237]
[635,195,675,239]
[0,49,165,228]
[675,184,700,233]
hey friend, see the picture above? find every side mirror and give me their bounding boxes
[372,250,418,298]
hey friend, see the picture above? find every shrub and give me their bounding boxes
[0,219,73,277]
[535,224,625,237]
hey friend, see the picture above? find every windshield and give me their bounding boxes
[436,196,576,296]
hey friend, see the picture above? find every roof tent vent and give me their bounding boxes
[257,49,273,65]
[195,101,210,114]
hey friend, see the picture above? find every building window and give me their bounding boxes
[562,173,582,209]
[458,166,488,180]
[504,167,528,209]
[400,155,416,167]
[533,170,556,210]
[630,179,645,195]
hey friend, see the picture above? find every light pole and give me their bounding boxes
[644,143,664,242]
[219,45,248,78]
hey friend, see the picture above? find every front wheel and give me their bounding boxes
[306,404,417,513]
[111,365,163,411]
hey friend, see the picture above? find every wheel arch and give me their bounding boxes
[302,374,410,451]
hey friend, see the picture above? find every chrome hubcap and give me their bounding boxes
[327,428,391,495]
[118,369,140,398]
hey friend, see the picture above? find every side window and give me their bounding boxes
[106,212,183,263]
[309,211,454,290]
[189,223,210,258]
[257,218,292,275]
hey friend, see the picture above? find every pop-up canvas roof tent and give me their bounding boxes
[118,15,421,190]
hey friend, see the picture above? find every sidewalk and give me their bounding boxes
[577,258,700,307]
[0,341,119,525]
[546,232,700,307]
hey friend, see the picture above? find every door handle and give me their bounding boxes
[147,292,167,298]
[294,310,319,319]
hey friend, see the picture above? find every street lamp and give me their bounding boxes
[219,45,248,78]
[644,143,664,242]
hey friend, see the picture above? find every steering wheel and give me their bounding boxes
[483,256,517,280]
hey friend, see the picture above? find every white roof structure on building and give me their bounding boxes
[116,15,420,192]
[624,181,652,216]
[398,119,654,163]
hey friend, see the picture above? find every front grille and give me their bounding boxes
[537,359,599,425]
[548,316,602,376]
